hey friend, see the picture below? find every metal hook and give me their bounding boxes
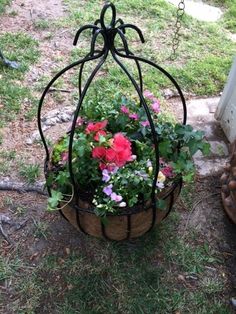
[119,24,145,43]
[73,25,100,46]
[115,18,126,33]
[91,29,105,56]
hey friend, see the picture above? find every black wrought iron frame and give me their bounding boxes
[38,2,187,240]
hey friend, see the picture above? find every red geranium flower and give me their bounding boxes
[94,130,107,141]
[112,133,132,166]
[92,146,106,159]
[113,133,131,152]
[105,148,116,162]
[86,120,108,134]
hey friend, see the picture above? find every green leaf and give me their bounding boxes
[47,190,63,211]
[159,140,172,157]
[202,142,211,156]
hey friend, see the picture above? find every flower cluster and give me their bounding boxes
[48,91,210,216]
[92,132,133,170]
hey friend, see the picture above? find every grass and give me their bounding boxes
[209,0,236,32]
[60,0,236,98]
[33,19,50,30]
[0,0,11,14]
[0,32,40,124]
[19,163,40,184]
[0,212,230,313]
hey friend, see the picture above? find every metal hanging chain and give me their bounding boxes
[169,0,185,60]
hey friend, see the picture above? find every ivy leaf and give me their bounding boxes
[47,190,63,211]
[188,139,200,155]
[159,140,172,157]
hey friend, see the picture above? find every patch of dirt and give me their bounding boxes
[176,175,236,308]
[1,0,65,32]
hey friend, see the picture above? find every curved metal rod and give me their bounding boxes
[73,25,100,46]
[119,24,145,43]
[93,19,101,28]
[68,49,109,188]
[110,49,159,220]
[100,2,116,29]
[78,49,104,98]
[90,29,104,56]
[114,50,187,124]
[115,18,125,33]
[37,52,104,161]
[117,48,143,94]
[116,29,130,55]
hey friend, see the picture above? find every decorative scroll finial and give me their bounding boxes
[73,2,145,56]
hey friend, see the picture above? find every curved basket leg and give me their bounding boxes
[38,52,105,163]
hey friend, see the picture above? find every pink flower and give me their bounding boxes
[129,113,139,120]
[61,151,68,162]
[162,166,173,178]
[143,90,154,99]
[121,105,129,114]
[110,192,123,202]
[76,116,84,126]
[86,120,108,134]
[141,120,150,127]
[151,101,160,113]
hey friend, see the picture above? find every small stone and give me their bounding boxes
[58,112,72,122]
[43,117,59,127]
[231,298,236,308]
[177,274,185,281]
[65,247,70,255]
[163,88,177,99]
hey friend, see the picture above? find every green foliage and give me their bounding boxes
[48,93,209,215]
[0,0,11,14]
[47,190,64,211]
[19,163,40,184]
[0,32,40,123]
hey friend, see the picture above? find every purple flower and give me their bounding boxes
[141,120,150,127]
[146,160,152,167]
[129,113,139,120]
[135,170,148,179]
[103,184,113,196]
[102,169,110,182]
[110,166,119,174]
[110,192,123,202]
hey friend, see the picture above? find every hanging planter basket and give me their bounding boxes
[38,3,188,241]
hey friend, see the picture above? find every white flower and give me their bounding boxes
[156,181,164,189]
[119,202,127,207]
